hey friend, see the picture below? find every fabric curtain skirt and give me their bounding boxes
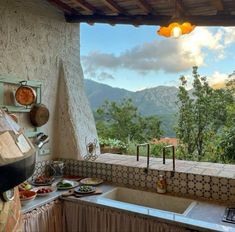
[22,200,62,232]
[63,201,193,232]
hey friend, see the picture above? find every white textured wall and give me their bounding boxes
[0,0,98,160]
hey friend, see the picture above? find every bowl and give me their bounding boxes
[20,190,37,205]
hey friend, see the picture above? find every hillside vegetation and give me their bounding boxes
[85,67,235,163]
[85,79,178,137]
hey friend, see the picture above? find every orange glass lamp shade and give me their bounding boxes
[157,22,195,38]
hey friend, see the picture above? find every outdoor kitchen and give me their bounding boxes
[0,0,235,232]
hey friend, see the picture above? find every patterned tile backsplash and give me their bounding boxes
[32,154,235,203]
[29,160,51,181]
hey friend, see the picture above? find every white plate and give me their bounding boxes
[33,186,57,197]
[80,178,103,186]
[74,186,96,194]
[56,180,79,190]
[63,176,82,182]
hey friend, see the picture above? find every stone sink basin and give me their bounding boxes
[101,187,197,215]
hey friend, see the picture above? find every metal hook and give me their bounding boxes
[1,106,9,112]
[19,80,27,86]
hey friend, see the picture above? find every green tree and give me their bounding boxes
[135,115,162,142]
[218,71,235,163]
[176,66,234,161]
[176,75,195,159]
[95,98,162,144]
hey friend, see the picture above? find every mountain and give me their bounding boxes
[84,79,179,137]
[84,79,131,109]
[85,79,179,115]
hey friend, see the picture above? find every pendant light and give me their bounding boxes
[157,0,195,38]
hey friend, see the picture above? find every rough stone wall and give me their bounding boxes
[0,0,98,161]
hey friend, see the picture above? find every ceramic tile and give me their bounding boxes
[33,156,235,203]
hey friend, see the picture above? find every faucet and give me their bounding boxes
[163,145,175,175]
[136,143,150,174]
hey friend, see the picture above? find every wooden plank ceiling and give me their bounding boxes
[47,0,235,26]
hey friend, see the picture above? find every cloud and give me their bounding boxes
[97,72,115,81]
[86,70,115,81]
[208,71,228,85]
[222,27,235,45]
[82,27,235,79]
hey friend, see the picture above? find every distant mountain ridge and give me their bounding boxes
[85,79,179,115]
[84,79,179,137]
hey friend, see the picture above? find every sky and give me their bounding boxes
[80,24,235,92]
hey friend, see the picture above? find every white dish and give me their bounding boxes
[33,186,57,197]
[63,176,82,182]
[80,178,103,186]
[20,191,37,205]
[56,180,79,190]
[74,186,96,194]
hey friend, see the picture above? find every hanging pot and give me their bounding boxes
[15,81,36,106]
[29,104,49,127]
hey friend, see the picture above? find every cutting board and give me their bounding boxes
[62,188,103,198]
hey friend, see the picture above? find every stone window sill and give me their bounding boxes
[95,153,235,179]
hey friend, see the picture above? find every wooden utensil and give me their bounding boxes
[61,190,74,197]
[15,82,36,106]
[29,104,49,127]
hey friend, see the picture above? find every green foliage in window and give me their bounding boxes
[176,66,235,162]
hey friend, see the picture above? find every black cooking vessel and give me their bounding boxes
[0,153,36,193]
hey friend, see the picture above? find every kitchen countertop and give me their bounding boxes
[21,183,235,232]
[21,189,66,214]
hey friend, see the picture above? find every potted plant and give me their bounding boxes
[99,138,127,154]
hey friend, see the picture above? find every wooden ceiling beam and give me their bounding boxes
[48,0,79,15]
[136,0,156,15]
[102,0,128,15]
[175,0,187,16]
[72,0,97,13]
[65,14,235,26]
[168,0,189,16]
[214,0,230,16]
[214,0,224,11]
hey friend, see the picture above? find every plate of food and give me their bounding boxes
[34,186,57,197]
[80,178,103,186]
[56,180,79,190]
[63,175,82,182]
[74,185,96,194]
[20,190,37,205]
[31,176,55,186]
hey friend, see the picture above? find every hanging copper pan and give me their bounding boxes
[15,81,36,106]
[29,104,49,127]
